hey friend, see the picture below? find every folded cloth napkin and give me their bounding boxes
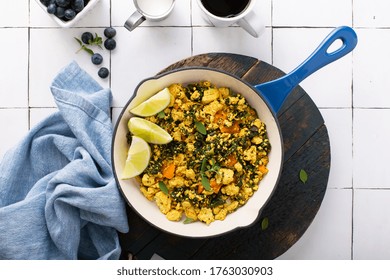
[0,61,129,260]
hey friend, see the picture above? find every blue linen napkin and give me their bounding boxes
[0,61,129,260]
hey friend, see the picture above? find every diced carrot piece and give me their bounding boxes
[226,154,238,167]
[220,121,240,134]
[210,179,222,194]
[258,165,268,175]
[214,111,227,124]
[214,110,240,134]
[162,162,176,179]
[197,184,204,194]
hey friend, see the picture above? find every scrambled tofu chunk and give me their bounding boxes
[216,168,234,185]
[192,90,201,99]
[155,191,171,214]
[182,201,198,220]
[243,146,257,164]
[214,208,228,221]
[225,201,239,213]
[141,174,155,187]
[140,186,159,201]
[168,176,185,188]
[234,162,243,172]
[241,187,254,198]
[197,208,215,225]
[218,87,230,98]
[202,88,220,104]
[171,108,184,122]
[203,100,223,116]
[185,169,196,180]
[222,183,240,196]
[166,210,182,221]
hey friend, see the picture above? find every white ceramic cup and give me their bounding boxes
[124,0,176,31]
[196,0,264,38]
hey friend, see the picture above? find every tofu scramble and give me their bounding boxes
[132,81,271,225]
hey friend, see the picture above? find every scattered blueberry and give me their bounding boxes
[55,6,65,18]
[98,67,110,79]
[104,27,117,38]
[56,0,70,8]
[104,38,116,51]
[47,3,57,14]
[91,53,103,65]
[76,27,118,79]
[72,0,85,12]
[64,8,76,20]
[81,32,93,44]
[40,0,50,6]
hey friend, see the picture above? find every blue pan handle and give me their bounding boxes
[255,26,358,113]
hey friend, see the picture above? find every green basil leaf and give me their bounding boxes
[210,197,225,208]
[183,218,195,224]
[158,181,169,195]
[201,175,212,192]
[200,157,207,174]
[195,121,207,135]
[299,169,308,184]
[209,159,220,173]
[157,111,166,119]
[261,217,269,231]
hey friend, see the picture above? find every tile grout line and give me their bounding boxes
[350,73,354,250]
[28,0,31,130]
[109,0,113,119]
[109,0,112,90]
[351,0,355,260]
[351,188,355,259]
[190,0,194,56]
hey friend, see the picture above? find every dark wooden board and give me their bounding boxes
[119,53,330,260]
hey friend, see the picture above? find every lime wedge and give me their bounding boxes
[121,136,151,179]
[128,117,173,144]
[130,87,171,117]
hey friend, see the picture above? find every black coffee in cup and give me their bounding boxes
[201,0,250,17]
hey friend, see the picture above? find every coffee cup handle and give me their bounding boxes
[124,10,146,32]
[237,11,264,38]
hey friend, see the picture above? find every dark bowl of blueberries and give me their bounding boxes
[36,0,100,27]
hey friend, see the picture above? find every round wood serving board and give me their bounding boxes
[119,53,330,260]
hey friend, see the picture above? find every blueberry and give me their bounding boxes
[104,27,116,38]
[81,32,93,44]
[91,53,103,65]
[56,0,70,8]
[98,67,109,79]
[55,6,65,18]
[72,0,85,12]
[47,3,57,14]
[104,38,116,51]
[40,0,50,6]
[64,8,76,20]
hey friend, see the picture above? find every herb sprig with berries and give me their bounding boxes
[74,27,117,79]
